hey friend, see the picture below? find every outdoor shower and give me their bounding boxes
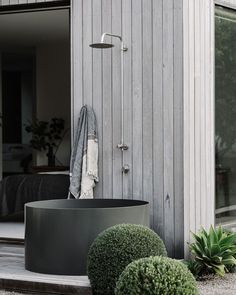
[90,33,128,155]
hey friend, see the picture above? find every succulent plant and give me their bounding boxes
[183,260,204,279]
[189,225,236,276]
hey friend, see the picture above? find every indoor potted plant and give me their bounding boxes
[25,118,65,166]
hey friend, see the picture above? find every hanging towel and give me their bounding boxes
[68,105,98,199]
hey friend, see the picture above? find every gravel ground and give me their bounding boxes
[197,273,236,295]
[0,274,236,295]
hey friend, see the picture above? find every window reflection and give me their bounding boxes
[215,6,236,228]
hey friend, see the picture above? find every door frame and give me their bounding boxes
[0,0,71,176]
[0,0,71,241]
[215,0,236,10]
[0,1,70,14]
[0,53,2,180]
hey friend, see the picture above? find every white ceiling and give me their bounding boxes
[0,9,69,47]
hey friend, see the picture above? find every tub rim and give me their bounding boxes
[25,198,149,211]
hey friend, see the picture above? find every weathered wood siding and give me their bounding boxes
[71,0,184,257]
[183,0,215,256]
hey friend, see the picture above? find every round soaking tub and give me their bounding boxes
[25,199,149,275]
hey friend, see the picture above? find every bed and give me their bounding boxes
[0,174,69,221]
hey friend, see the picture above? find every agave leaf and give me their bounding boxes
[196,242,206,254]
[210,255,222,263]
[211,244,221,256]
[209,225,218,245]
[189,225,236,277]
[220,245,235,252]
[220,234,236,247]
[220,248,234,256]
[217,225,223,240]
[202,235,209,249]
[192,232,203,244]
[202,254,213,262]
[195,256,205,262]
[204,246,211,258]
[229,248,236,255]
[222,256,236,266]
[201,227,208,238]
[190,244,205,257]
[204,262,214,269]
[212,264,226,276]
[198,236,208,251]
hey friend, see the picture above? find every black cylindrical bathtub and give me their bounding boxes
[25,199,149,275]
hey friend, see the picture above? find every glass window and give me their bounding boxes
[215,6,236,228]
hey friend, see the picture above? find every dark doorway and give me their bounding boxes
[2,71,22,144]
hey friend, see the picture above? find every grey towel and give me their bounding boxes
[69,105,98,199]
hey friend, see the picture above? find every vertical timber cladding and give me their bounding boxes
[71,0,184,257]
[183,0,215,256]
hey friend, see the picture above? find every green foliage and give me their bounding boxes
[87,224,167,295]
[220,228,236,273]
[25,118,65,151]
[115,256,199,295]
[189,225,236,277]
[183,260,204,279]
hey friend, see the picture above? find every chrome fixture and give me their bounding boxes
[90,33,128,151]
[122,164,130,174]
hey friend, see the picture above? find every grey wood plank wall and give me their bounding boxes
[72,0,184,257]
[0,0,184,257]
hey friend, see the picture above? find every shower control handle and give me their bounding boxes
[122,164,130,174]
[117,143,128,151]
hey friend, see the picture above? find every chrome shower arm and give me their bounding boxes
[101,32,123,43]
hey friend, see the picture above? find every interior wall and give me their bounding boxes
[36,42,70,166]
[21,70,33,144]
[0,54,2,180]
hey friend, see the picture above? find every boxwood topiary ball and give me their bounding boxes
[87,224,167,295]
[115,256,199,295]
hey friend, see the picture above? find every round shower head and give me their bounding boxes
[89,42,114,49]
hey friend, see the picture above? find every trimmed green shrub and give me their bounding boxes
[189,225,236,277]
[115,256,199,295]
[87,224,167,295]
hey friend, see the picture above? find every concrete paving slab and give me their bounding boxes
[0,243,91,295]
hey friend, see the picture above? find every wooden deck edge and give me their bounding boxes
[0,278,92,295]
[0,238,24,245]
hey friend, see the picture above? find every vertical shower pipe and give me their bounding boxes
[90,33,129,173]
[100,33,128,152]
[119,37,128,151]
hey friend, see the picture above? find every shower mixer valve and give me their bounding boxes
[117,143,129,151]
[122,164,130,174]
